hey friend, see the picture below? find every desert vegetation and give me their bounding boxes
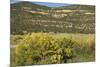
[10,1,95,67]
[10,33,95,67]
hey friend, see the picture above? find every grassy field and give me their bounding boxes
[10,33,95,67]
[11,33,95,47]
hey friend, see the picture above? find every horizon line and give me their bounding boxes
[10,1,72,7]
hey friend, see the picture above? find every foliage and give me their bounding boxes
[10,33,95,66]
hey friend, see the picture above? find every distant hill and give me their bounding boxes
[57,5,95,10]
[11,2,95,34]
[11,1,51,10]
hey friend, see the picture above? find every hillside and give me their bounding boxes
[11,2,95,34]
[11,1,51,9]
[56,5,95,10]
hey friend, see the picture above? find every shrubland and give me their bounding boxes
[10,33,95,67]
